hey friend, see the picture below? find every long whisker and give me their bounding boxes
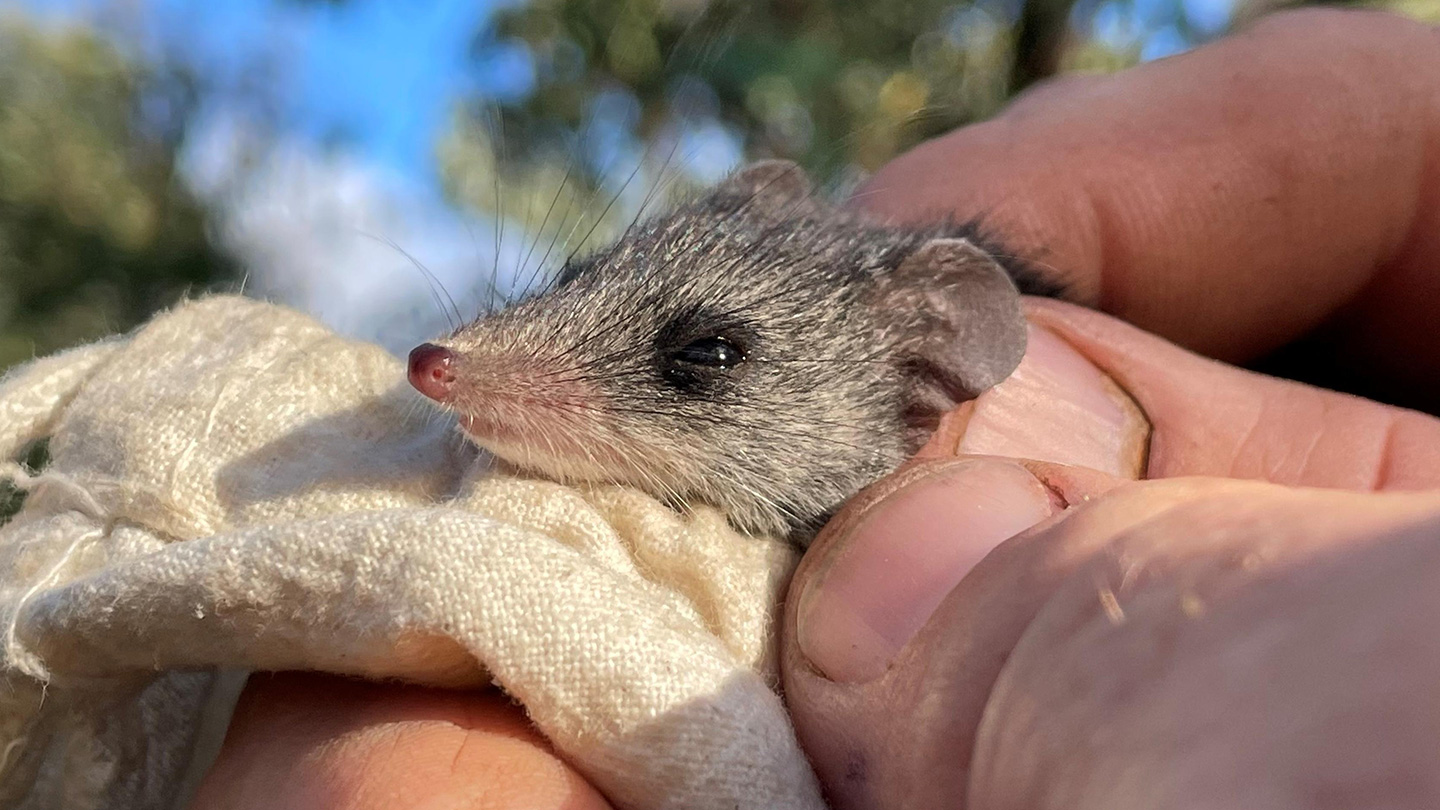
[356,230,461,330]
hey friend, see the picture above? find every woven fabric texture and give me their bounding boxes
[0,296,822,810]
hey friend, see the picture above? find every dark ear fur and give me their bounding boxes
[709,160,819,218]
[876,238,1027,436]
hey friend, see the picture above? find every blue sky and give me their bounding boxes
[19,0,520,186]
[15,0,536,347]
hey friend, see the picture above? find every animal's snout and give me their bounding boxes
[408,343,457,402]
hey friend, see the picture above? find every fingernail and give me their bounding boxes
[796,459,1057,683]
[953,325,1150,478]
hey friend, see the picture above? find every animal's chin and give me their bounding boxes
[457,413,523,447]
[457,414,631,486]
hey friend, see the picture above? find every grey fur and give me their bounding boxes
[431,161,1053,545]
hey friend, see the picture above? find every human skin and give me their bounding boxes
[189,9,1440,809]
[787,463,1440,809]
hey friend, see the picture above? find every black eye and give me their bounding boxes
[671,337,745,369]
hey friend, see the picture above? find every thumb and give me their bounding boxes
[776,314,1152,807]
[788,311,1156,685]
[789,458,1121,685]
[782,457,1125,809]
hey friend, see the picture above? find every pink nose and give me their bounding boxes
[408,343,457,402]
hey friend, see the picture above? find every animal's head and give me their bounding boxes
[410,161,1026,540]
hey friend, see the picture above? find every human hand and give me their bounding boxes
[186,673,613,810]
[786,464,1440,809]
[783,8,1440,808]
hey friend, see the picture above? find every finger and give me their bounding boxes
[785,459,1160,808]
[1023,299,1440,489]
[853,9,1440,406]
[784,464,1440,809]
[790,457,1118,686]
[187,673,612,810]
[936,301,1440,490]
[920,321,1151,479]
[972,485,1440,810]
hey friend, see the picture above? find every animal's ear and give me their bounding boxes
[709,160,818,218]
[875,238,1028,433]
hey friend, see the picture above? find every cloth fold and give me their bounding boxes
[0,296,823,810]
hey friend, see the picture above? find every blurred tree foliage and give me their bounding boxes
[435,0,1435,247]
[437,0,1093,261]
[498,0,1025,174]
[0,15,238,372]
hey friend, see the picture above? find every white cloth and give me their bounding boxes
[0,296,823,810]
